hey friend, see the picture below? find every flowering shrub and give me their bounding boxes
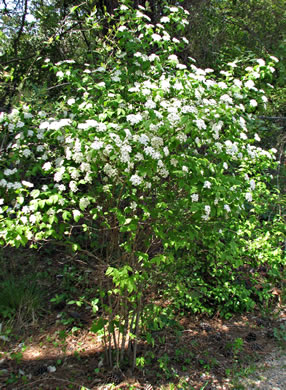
[0,1,284,366]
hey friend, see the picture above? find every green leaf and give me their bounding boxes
[62,211,71,221]
[31,189,41,198]
[91,318,107,333]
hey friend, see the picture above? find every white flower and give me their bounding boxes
[245,192,252,202]
[205,205,211,214]
[182,165,188,173]
[173,81,183,90]
[224,204,231,213]
[218,82,227,89]
[39,121,49,130]
[244,80,255,89]
[127,114,143,125]
[254,133,261,141]
[176,64,187,71]
[203,181,211,189]
[167,113,180,123]
[111,75,121,82]
[151,136,163,148]
[149,53,158,62]
[141,88,151,96]
[4,168,17,176]
[72,210,81,220]
[69,181,78,192]
[160,78,170,91]
[170,158,178,166]
[136,10,151,20]
[181,105,197,114]
[67,98,75,105]
[24,112,33,119]
[118,25,127,32]
[104,163,117,178]
[58,184,66,191]
[134,153,144,161]
[91,140,104,150]
[30,215,37,224]
[195,119,206,130]
[54,167,65,182]
[250,99,258,107]
[70,168,80,180]
[257,59,265,67]
[145,100,156,109]
[130,174,142,186]
[249,179,255,190]
[144,146,160,159]
[220,94,233,104]
[0,179,7,187]
[191,193,199,202]
[20,216,28,224]
[16,121,25,128]
[79,197,90,210]
[56,71,64,78]
[49,118,71,130]
[270,55,279,63]
[176,132,187,143]
[42,162,52,171]
[223,162,228,170]
[80,162,91,172]
[152,33,161,41]
[23,149,32,158]
[160,16,169,23]
[233,79,242,88]
[225,140,238,156]
[22,180,34,188]
[97,122,107,132]
[78,120,97,129]
[168,54,178,62]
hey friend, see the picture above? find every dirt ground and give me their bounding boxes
[1,306,285,389]
[0,248,285,389]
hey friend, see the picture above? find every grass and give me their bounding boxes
[0,273,44,328]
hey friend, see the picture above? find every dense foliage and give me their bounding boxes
[0,0,285,368]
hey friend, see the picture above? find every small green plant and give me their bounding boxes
[157,353,177,379]
[10,351,23,364]
[50,293,67,306]
[5,373,20,385]
[227,337,244,357]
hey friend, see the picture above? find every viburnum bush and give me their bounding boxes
[0,1,284,366]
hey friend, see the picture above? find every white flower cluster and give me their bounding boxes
[78,120,106,132]
[127,114,143,125]
[202,205,211,221]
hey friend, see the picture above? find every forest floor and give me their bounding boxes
[0,249,285,390]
